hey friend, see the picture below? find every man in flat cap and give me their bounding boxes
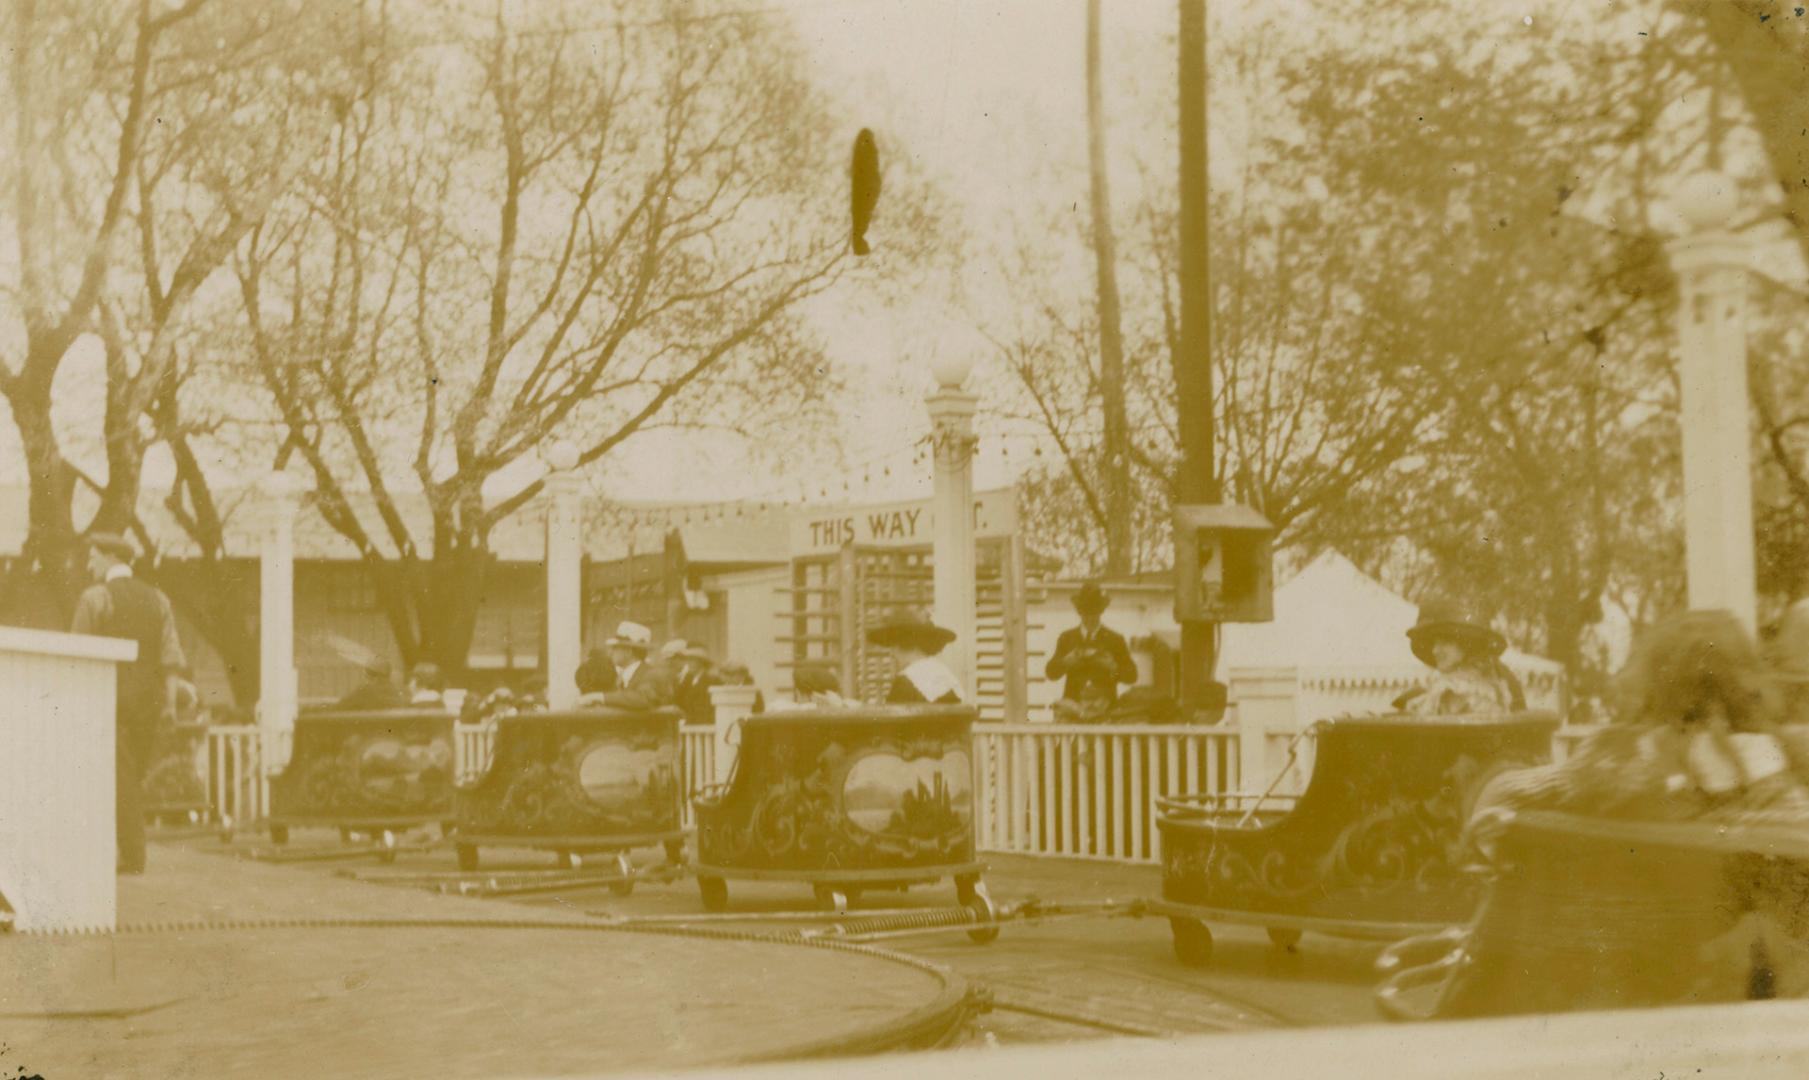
[70,533,188,874]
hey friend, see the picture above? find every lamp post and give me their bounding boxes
[927,353,979,697]
[1666,171,1760,635]
[257,471,300,767]
[542,441,583,710]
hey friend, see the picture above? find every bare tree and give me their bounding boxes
[232,3,935,674]
[1,0,338,634]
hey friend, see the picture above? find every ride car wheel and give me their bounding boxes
[698,875,729,912]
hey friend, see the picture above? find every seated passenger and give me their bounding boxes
[1393,596,1524,716]
[1468,610,1809,850]
[577,621,673,710]
[672,643,719,725]
[575,648,616,695]
[790,663,847,709]
[867,611,963,705]
[406,662,445,706]
[338,658,404,711]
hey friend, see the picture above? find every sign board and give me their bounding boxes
[790,489,1018,555]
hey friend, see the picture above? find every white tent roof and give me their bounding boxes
[1216,550,1563,680]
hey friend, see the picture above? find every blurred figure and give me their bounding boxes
[1470,610,1809,843]
[672,644,717,725]
[715,661,765,714]
[791,664,847,708]
[339,658,403,710]
[1394,596,1524,716]
[867,610,962,705]
[575,648,616,695]
[1045,582,1137,707]
[71,532,188,874]
[406,662,445,706]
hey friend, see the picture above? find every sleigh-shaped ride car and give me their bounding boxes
[691,704,997,941]
[267,708,457,851]
[1151,711,1559,966]
[1374,808,1809,1019]
[451,706,685,893]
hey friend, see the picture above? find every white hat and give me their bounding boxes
[606,621,653,651]
[658,638,689,660]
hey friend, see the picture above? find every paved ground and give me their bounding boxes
[140,825,1386,1049]
[1,846,972,1079]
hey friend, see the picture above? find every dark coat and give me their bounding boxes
[1044,624,1138,704]
[600,660,675,711]
[673,667,717,725]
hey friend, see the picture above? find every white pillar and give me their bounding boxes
[257,472,298,764]
[1667,172,1758,636]
[542,442,583,711]
[1228,667,1299,795]
[928,362,979,698]
[709,684,759,786]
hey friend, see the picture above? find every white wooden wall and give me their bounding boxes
[0,627,136,933]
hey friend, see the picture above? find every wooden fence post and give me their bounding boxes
[1228,667,1300,793]
[709,684,759,786]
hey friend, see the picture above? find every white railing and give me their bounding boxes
[455,721,495,784]
[973,723,1240,863]
[203,725,270,826]
[680,724,715,827]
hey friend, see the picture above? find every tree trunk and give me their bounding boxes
[2,367,82,626]
[1087,0,1133,577]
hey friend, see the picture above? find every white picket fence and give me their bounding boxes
[200,719,1607,863]
[205,721,717,829]
[972,723,1241,863]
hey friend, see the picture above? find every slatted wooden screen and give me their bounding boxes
[776,540,1029,720]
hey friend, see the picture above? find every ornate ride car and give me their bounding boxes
[143,720,211,825]
[1374,808,1809,1019]
[1152,711,1559,966]
[691,704,996,941]
[452,706,685,893]
[267,708,456,849]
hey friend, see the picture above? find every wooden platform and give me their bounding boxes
[0,848,973,1078]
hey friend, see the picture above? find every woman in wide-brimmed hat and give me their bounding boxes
[867,610,963,705]
[1396,596,1524,716]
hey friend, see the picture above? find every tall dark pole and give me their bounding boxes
[1176,0,1217,712]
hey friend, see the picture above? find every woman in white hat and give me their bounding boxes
[867,610,963,705]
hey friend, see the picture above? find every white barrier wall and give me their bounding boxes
[0,627,136,933]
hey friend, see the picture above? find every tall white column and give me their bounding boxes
[542,441,583,711]
[257,472,299,764]
[1667,172,1758,635]
[927,356,979,698]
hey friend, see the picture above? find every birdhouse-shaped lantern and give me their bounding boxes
[1173,504,1275,624]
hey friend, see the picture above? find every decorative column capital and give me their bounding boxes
[926,387,979,468]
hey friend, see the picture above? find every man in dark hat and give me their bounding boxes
[1045,582,1137,709]
[70,532,188,874]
